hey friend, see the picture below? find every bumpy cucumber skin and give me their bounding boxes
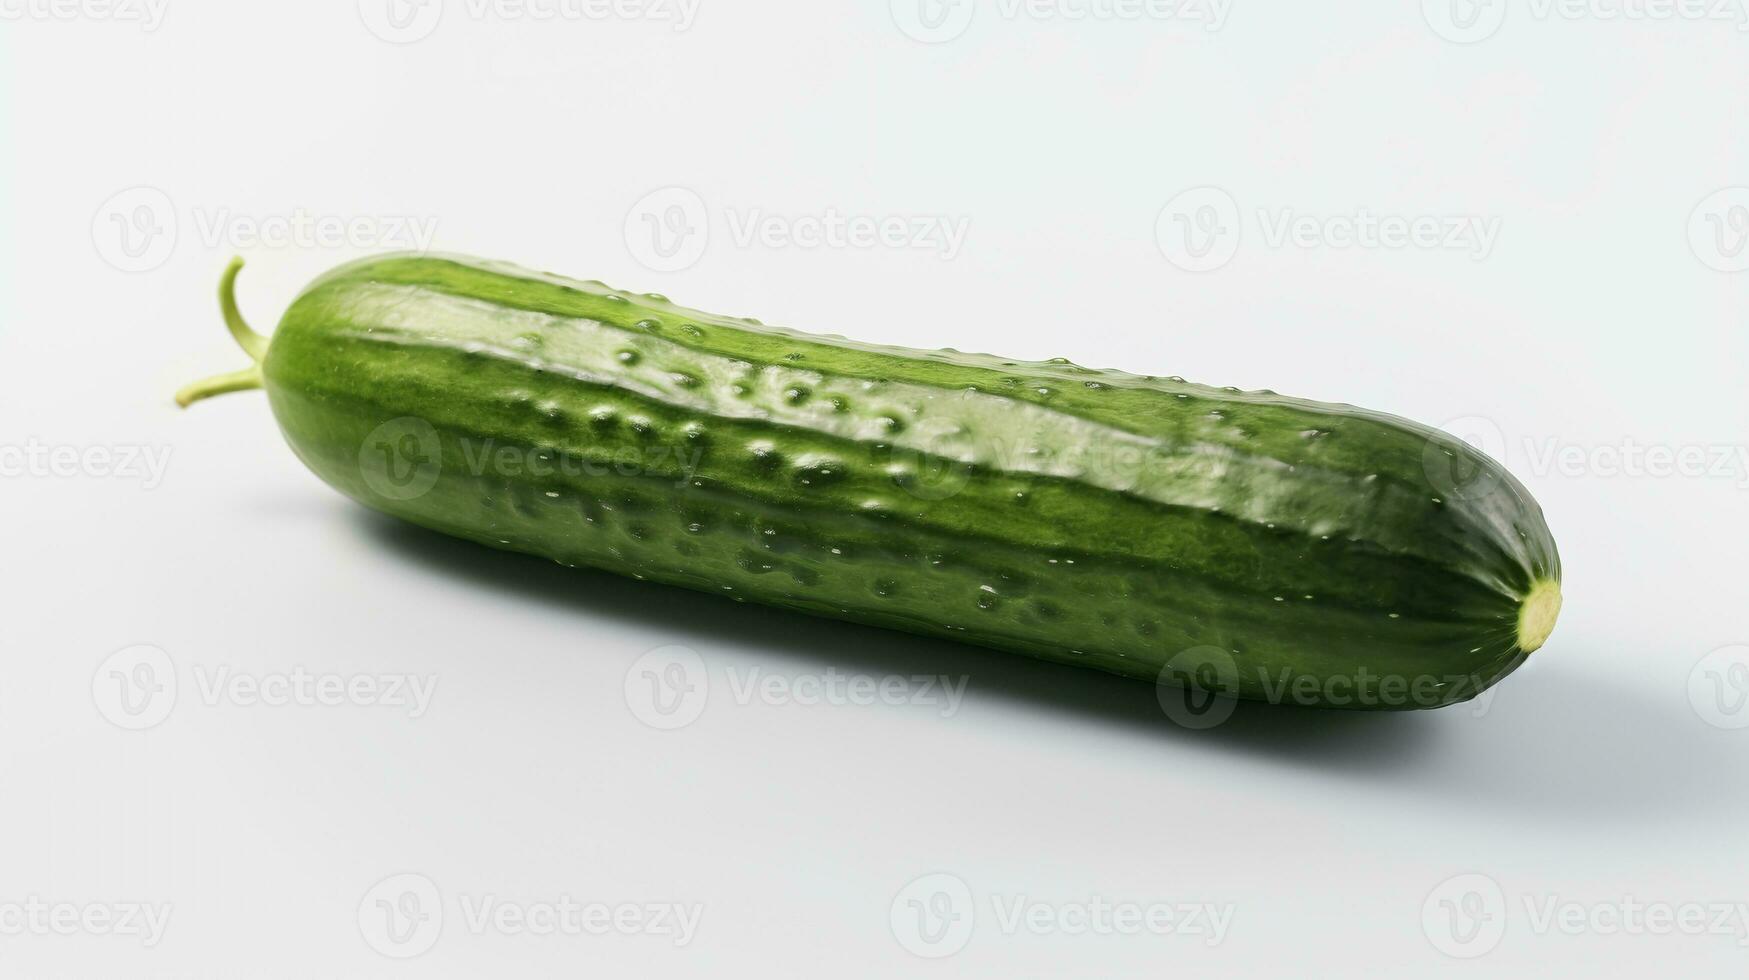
[261,254,1559,709]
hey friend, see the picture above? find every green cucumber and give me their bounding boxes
[179,253,1561,710]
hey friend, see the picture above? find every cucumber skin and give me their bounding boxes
[261,254,1559,710]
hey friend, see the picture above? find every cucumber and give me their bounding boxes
[179,254,1561,710]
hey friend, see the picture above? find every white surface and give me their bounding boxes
[3,3,1747,976]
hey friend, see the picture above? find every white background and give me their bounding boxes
[2,1,1747,976]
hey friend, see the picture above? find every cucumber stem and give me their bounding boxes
[177,257,268,408]
[218,256,270,361]
[175,365,263,408]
